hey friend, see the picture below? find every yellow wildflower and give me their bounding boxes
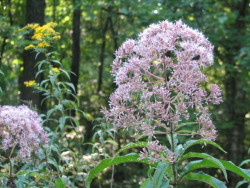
[52,36,61,40]
[32,33,43,41]
[46,22,57,28]
[49,67,60,74]
[37,42,49,48]
[24,44,35,50]
[31,24,39,30]
[51,67,60,73]
[24,80,36,87]
[35,22,57,35]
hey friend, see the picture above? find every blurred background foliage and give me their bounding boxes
[0,0,249,187]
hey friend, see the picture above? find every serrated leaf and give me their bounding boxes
[182,172,226,188]
[152,162,169,188]
[85,154,153,188]
[181,152,228,182]
[219,160,250,181]
[116,142,148,155]
[180,159,250,182]
[182,139,226,154]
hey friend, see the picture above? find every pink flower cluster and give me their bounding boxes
[0,105,48,160]
[103,20,222,162]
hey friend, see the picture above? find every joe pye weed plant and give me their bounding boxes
[86,20,250,187]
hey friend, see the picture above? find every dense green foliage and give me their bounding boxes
[0,0,249,187]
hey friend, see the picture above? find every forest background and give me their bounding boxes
[0,0,249,187]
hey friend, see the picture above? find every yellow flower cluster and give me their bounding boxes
[23,22,61,50]
[24,80,36,87]
[52,36,61,40]
[50,67,60,73]
[37,42,49,48]
[24,44,35,50]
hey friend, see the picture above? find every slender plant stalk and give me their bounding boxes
[169,123,177,187]
[8,145,16,179]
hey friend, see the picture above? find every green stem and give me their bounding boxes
[8,145,16,179]
[170,123,177,187]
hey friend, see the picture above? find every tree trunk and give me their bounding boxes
[69,0,81,116]
[70,0,81,98]
[20,0,46,110]
[97,16,109,93]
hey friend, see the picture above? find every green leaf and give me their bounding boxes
[239,159,250,167]
[59,116,68,130]
[116,142,148,155]
[182,172,226,188]
[181,152,228,182]
[236,180,249,188]
[180,159,250,182]
[60,69,71,80]
[140,179,153,188]
[55,178,65,188]
[65,82,76,93]
[167,134,178,149]
[152,162,169,188]
[175,122,197,131]
[35,69,44,78]
[160,179,169,188]
[51,59,62,66]
[147,167,155,178]
[219,160,250,181]
[182,139,226,154]
[36,59,47,70]
[85,154,153,188]
[0,70,4,75]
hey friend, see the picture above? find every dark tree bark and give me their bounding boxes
[70,0,81,97]
[20,0,46,110]
[97,14,109,93]
[69,0,81,116]
[97,6,118,92]
[109,15,118,55]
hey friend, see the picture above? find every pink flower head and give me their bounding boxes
[0,105,48,161]
[104,20,222,160]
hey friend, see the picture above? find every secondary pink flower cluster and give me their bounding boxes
[0,105,48,161]
[103,20,222,162]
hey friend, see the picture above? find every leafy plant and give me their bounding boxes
[86,20,250,188]
[12,22,88,187]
